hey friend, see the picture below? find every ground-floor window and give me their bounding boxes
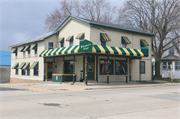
[34,69,38,76]
[115,60,126,75]
[140,61,145,74]
[162,62,167,70]
[100,59,113,75]
[22,69,25,75]
[175,61,180,70]
[168,62,172,70]
[64,60,73,74]
[15,69,18,75]
[27,69,30,76]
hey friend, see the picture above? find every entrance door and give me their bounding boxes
[87,55,95,80]
[47,63,53,80]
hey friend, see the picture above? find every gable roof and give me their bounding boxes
[10,31,54,48]
[162,54,180,61]
[54,15,154,36]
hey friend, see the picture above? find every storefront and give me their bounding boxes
[39,40,148,85]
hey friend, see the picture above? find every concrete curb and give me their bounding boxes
[26,88,92,91]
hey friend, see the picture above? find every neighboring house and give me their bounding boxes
[9,15,154,84]
[0,51,11,83]
[152,41,180,79]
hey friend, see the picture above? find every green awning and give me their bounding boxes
[30,61,39,69]
[141,47,149,57]
[140,39,149,47]
[122,36,131,44]
[23,45,31,51]
[66,36,74,41]
[39,45,146,57]
[20,46,26,52]
[12,48,17,53]
[100,33,111,41]
[18,62,26,69]
[22,62,30,70]
[12,63,19,69]
[58,37,64,43]
[30,43,37,50]
[76,33,85,39]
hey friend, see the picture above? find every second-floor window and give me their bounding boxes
[28,50,30,55]
[23,51,25,56]
[169,47,174,55]
[15,52,17,57]
[48,42,54,50]
[34,49,37,55]
[69,41,73,46]
[101,41,106,46]
[122,44,127,48]
[79,39,84,44]
[60,42,64,47]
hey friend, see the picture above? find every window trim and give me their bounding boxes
[140,61,145,74]
[115,60,126,75]
[47,41,55,50]
[99,59,113,75]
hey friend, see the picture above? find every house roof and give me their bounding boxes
[10,31,54,48]
[0,51,11,66]
[162,55,180,61]
[10,15,154,48]
[54,15,154,36]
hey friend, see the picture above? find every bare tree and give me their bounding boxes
[44,0,118,31]
[125,0,180,78]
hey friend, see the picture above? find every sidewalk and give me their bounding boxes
[0,81,179,91]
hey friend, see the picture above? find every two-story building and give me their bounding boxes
[10,15,154,84]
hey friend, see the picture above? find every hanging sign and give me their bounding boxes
[79,40,93,52]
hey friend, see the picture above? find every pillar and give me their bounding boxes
[62,57,64,83]
[44,59,46,81]
[96,56,98,82]
[126,58,128,83]
[53,58,55,74]
[107,56,109,84]
[73,56,75,84]
[85,54,88,85]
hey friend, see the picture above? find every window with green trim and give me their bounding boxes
[64,60,73,74]
[115,60,126,75]
[140,61,145,74]
[34,69,38,76]
[100,59,113,75]
[22,69,25,75]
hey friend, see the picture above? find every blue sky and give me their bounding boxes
[0,0,123,51]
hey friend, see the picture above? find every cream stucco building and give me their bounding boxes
[10,15,154,84]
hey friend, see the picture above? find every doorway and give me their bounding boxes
[87,55,95,80]
[47,62,53,80]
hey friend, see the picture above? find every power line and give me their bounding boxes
[1,24,44,36]
[0,0,12,6]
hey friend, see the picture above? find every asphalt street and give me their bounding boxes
[1,86,180,119]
